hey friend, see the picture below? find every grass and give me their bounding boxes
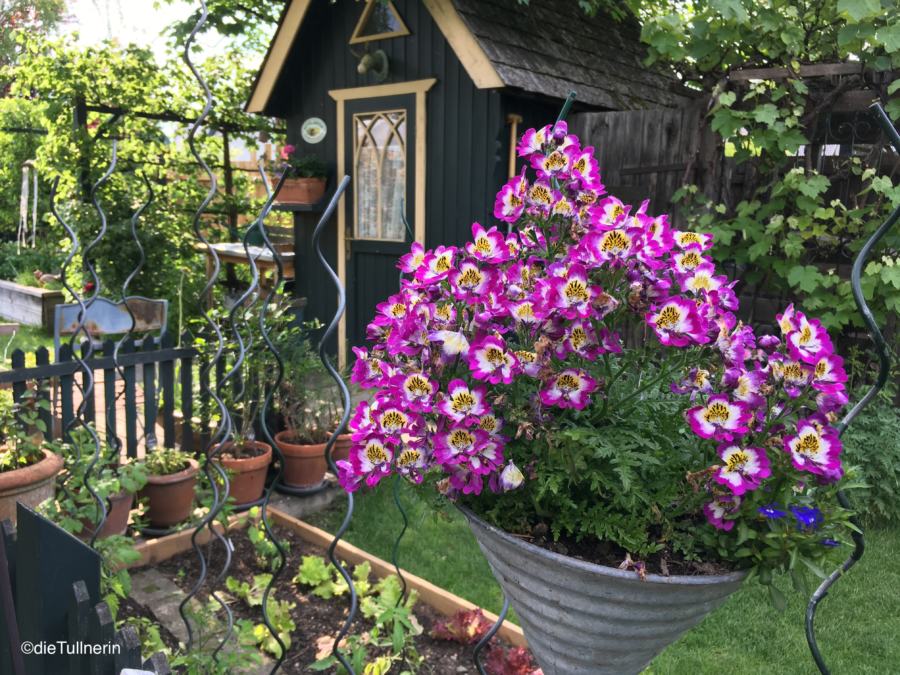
[307,480,900,674]
[0,318,54,369]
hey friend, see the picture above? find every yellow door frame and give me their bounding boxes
[329,78,436,368]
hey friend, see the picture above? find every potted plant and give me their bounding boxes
[138,448,200,528]
[275,146,327,205]
[339,121,856,674]
[274,320,349,488]
[41,427,147,539]
[0,387,63,524]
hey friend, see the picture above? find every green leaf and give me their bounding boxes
[769,584,787,611]
[875,23,900,51]
[837,0,881,21]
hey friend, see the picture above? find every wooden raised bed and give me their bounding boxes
[132,505,526,648]
[0,279,64,330]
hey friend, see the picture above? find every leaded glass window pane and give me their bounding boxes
[353,110,407,241]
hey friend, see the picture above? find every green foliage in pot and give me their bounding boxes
[142,447,193,477]
[41,426,147,534]
[278,145,328,179]
[274,318,343,444]
[0,386,55,473]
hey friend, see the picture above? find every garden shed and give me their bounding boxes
[246,0,688,360]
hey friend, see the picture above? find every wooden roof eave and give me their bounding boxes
[245,0,505,116]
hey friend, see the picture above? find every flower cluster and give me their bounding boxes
[341,120,848,550]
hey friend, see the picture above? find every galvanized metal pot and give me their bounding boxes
[461,507,747,675]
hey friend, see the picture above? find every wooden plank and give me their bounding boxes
[113,624,142,670]
[100,340,117,451]
[10,351,26,405]
[122,339,138,459]
[0,519,23,675]
[729,62,864,81]
[59,344,75,441]
[159,333,176,449]
[142,652,171,674]
[267,507,527,648]
[88,602,115,675]
[142,336,158,449]
[130,516,241,568]
[68,581,91,675]
[179,333,194,454]
[78,343,96,430]
[198,351,210,454]
[0,324,17,336]
[34,348,52,436]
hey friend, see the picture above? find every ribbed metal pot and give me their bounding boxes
[461,507,746,675]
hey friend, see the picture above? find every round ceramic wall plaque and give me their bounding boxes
[301,117,327,144]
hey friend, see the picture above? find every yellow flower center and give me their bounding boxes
[704,402,730,424]
[564,279,589,303]
[515,303,535,321]
[479,415,498,433]
[655,305,681,329]
[485,347,506,366]
[474,237,492,255]
[390,303,406,318]
[458,267,483,288]
[556,373,580,392]
[796,433,821,457]
[679,232,701,246]
[573,157,587,173]
[451,391,475,413]
[815,360,827,378]
[515,350,536,363]
[690,274,711,290]
[799,324,812,345]
[381,410,407,430]
[528,184,552,205]
[725,450,749,473]
[601,230,630,253]
[543,151,567,171]
[434,255,451,273]
[436,304,452,321]
[404,375,431,397]
[450,429,475,449]
[366,443,388,464]
[680,252,701,269]
[397,449,420,467]
[610,204,625,219]
[570,327,587,349]
[783,362,805,380]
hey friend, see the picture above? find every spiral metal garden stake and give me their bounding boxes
[805,102,899,675]
[254,163,292,673]
[178,0,235,657]
[473,90,578,673]
[309,175,360,673]
[48,131,121,548]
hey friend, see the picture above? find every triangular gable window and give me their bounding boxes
[350,0,410,44]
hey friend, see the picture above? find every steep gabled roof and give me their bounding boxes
[246,0,687,114]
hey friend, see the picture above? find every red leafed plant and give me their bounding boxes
[485,645,540,675]
[430,608,493,644]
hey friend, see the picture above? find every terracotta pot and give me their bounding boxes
[139,458,200,528]
[216,441,272,507]
[274,430,327,488]
[276,177,326,205]
[331,433,352,463]
[80,491,134,539]
[0,449,63,524]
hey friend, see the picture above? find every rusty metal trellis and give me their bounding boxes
[805,102,900,675]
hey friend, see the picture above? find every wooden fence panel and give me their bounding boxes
[102,340,117,451]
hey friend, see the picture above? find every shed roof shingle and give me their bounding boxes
[452,0,688,109]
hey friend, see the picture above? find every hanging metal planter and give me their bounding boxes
[462,507,746,675]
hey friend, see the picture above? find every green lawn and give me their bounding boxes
[307,480,900,674]
[0,319,54,368]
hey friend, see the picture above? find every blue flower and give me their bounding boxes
[790,505,824,532]
[820,538,840,548]
[758,504,787,519]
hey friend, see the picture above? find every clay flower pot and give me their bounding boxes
[139,458,200,528]
[274,430,327,488]
[0,449,63,524]
[80,491,134,540]
[331,433,352,463]
[216,440,273,507]
[461,507,747,675]
[276,177,326,205]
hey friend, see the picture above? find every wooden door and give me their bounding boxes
[344,93,416,350]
